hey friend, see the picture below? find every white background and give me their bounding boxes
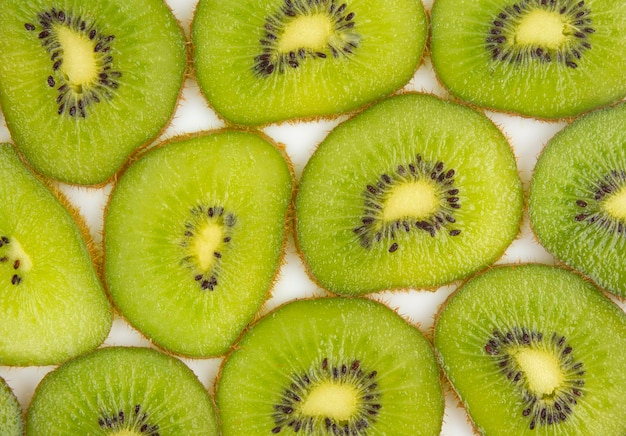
[1,0,623,434]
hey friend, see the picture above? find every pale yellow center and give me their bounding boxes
[515,10,567,48]
[8,239,32,272]
[191,222,224,271]
[603,186,626,220]
[514,348,564,397]
[382,180,439,222]
[278,14,332,53]
[300,382,359,421]
[56,26,98,86]
[109,430,142,436]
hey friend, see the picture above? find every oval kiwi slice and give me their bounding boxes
[217,297,444,435]
[296,93,523,295]
[192,0,427,125]
[0,377,22,436]
[435,264,626,435]
[430,0,626,119]
[529,102,626,297]
[104,131,293,357]
[0,0,186,185]
[25,346,219,435]
[0,143,111,366]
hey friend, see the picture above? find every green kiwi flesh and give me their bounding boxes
[529,102,626,297]
[435,264,626,435]
[0,377,22,436]
[295,93,523,295]
[104,131,293,357]
[192,0,428,125]
[430,0,626,119]
[25,346,219,435]
[0,143,111,366]
[217,297,444,435]
[0,0,186,185]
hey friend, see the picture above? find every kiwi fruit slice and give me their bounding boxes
[217,297,444,435]
[430,0,626,119]
[529,103,626,297]
[0,143,111,366]
[435,264,626,435]
[25,346,219,434]
[295,93,523,295]
[0,0,186,185]
[192,0,428,126]
[0,377,22,436]
[104,130,293,357]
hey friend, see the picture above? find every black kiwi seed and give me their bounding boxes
[253,0,361,77]
[270,358,382,434]
[484,327,585,429]
[179,204,237,291]
[485,0,595,68]
[25,8,123,118]
[353,155,461,251]
[97,404,160,436]
[572,170,626,235]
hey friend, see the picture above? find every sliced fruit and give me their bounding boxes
[192,0,427,125]
[0,377,22,436]
[0,143,111,366]
[295,93,523,295]
[435,264,626,435]
[26,347,219,435]
[430,0,626,119]
[0,0,186,184]
[104,130,293,357]
[217,297,444,435]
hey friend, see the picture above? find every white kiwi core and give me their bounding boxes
[8,238,32,272]
[110,430,142,436]
[383,180,439,222]
[300,382,359,421]
[56,26,98,86]
[191,222,224,271]
[603,186,626,220]
[514,348,564,397]
[278,14,332,52]
[515,10,566,48]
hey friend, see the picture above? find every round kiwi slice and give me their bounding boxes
[0,377,22,436]
[0,0,186,185]
[217,297,444,435]
[435,264,626,435]
[295,93,523,295]
[529,102,626,297]
[25,346,219,434]
[430,0,626,119]
[192,0,428,126]
[0,143,111,366]
[104,130,293,357]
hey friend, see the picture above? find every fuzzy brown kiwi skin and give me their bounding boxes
[101,128,296,359]
[292,91,525,296]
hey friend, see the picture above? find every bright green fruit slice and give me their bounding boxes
[26,347,219,435]
[0,0,186,185]
[192,0,427,125]
[0,377,22,436]
[104,131,293,357]
[0,144,111,366]
[435,264,626,435]
[430,0,626,119]
[296,93,523,295]
[529,103,626,297]
[217,297,444,435]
